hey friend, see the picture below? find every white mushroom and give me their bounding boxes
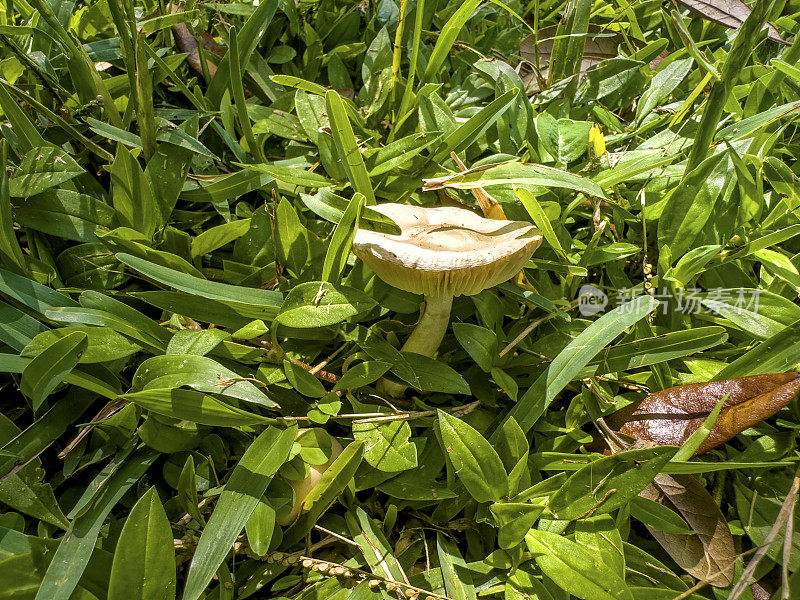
[352,203,542,397]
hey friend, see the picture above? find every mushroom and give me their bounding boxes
[277,431,343,526]
[352,203,542,397]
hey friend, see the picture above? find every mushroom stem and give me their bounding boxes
[378,294,453,397]
[400,294,453,356]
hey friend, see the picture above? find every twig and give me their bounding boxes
[258,340,340,383]
[58,399,127,459]
[351,401,480,425]
[499,298,579,358]
[176,497,213,527]
[670,578,709,600]
[783,491,796,600]
[311,343,348,375]
[314,525,358,547]
[263,552,453,600]
[277,401,480,425]
[728,464,800,600]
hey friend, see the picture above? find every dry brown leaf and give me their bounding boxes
[172,24,225,78]
[519,25,624,88]
[677,0,787,45]
[607,373,800,456]
[641,473,736,587]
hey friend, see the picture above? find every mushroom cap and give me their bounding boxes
[352,204,542,297]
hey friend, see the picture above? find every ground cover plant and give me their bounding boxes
[2,0,800,598]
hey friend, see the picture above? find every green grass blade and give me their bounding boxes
[325,90,375,203]
[34,449,158,600]
[182,426,295,600]
[548,0,591,83]
[684,0,774,172]
[229,27,264,163]
[500,295,659,435]
[431,88,519,161]
[322,192,365,284]
[205,0,279,108]
[422,0,482,83]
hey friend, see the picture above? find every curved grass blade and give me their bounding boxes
[182,426,296,600]
[325,91,375,204]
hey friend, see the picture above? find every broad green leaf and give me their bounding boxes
[0,267,78,316]
[332,361,392,391]
[20,331,87,411]
[438,410,508,503]
[352,420,417,472]
[490,500,547,549]
[635,58,693,125]
[356,328,470,394]
[110,144,159,239]
[191,219,251,259]
[275,281,377,328]
[283,359,327,398]
[657,151,731,261]
[13,189,118,243]
[525,530,634,600]
[133,354,278,408]
[273,197,325,277]
[548,446,678,520]
[424,161,605,198]
[0,300,47,352]
[574,515,625,578]
[108,487,176,600]
[452,323,498,372]
[119,388,272,427]
[0,414,69,529]
[664,245,722,286]
[630,496,694,535]
[8,147,83,198]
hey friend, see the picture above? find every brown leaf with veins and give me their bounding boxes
[677,0,787,46]
[171,25,225,78]
[519,25,626,89]
[641,474,736,587]
[607,373,800,456]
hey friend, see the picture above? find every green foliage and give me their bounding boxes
[0,1,799,599]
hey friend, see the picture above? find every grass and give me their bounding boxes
[0,0,799,599]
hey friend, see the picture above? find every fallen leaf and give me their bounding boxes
[608,373,800,456]
[170,5,226,79]
[676,0,787,45]
[520,25,624,88]
[641,474,736,587]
